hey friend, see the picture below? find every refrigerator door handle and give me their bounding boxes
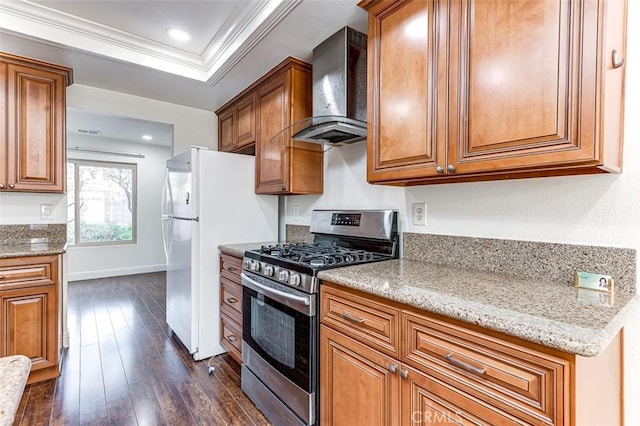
[169,216,199,222]
[161,169,170,217]
[161,217,171,260]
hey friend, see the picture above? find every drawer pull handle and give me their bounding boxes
[226,266,237,272]
[226,297,238,304]
[399,369,409,379]
[226,335,238,343]
[341,313,365,324]
[388,364,397,373]
[444,354,486,375]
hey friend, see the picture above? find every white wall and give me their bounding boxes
[66,134,172,281]
[285,2,640,422]
[67,84,217,155]
[0,192,66,224]
[283,142,405,226]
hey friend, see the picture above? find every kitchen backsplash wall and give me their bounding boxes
[0,223,67,243]
[284,141,406,228]
[0,193,66,224]
[285,225,313,243]
[404,233,636,294]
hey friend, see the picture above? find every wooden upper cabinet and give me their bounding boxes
[215,57,323,194]
[1,53,72,193]
[364,0,448,183]
[255,58,323,195]
[218,106,235,152]
[360,0,627,185]
[235,93,256,148]
[216,92,256,154]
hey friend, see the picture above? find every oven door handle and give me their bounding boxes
[241,273,311,306]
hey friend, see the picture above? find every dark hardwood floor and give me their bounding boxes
[15,272,270,425]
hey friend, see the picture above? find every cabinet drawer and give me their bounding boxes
[402,311,569,425]
[220,254,242,284]
[221,276,242,317]
[0,256,57,290]
[221,313,242,364]
[321,284,400,357]
[402,365,530,425]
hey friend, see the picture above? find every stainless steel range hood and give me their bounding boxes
[291,27,368,146]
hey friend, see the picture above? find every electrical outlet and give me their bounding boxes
[413,202,427,226]
[293,205,299,221]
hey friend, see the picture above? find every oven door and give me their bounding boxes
[241,271,316,393]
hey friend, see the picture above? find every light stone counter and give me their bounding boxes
[0,241,66,259]
[318,259,640,357]
[0,224,67,259]
[218,242,280,258]
[0,355,31,426]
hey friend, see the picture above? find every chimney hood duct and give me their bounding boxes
[286,26,368,146]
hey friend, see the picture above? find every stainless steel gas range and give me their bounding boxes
[240,209,398,426]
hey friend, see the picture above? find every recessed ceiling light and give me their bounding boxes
[166,28,190,42]
[142,134,153,141]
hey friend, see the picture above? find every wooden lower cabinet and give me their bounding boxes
[320,282,623,426]
[219,253,243,364]
[0,255,60,384]
[321,325,399,426]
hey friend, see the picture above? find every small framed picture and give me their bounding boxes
[574,271,614,293]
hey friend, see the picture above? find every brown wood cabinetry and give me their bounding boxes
[320,282,623,425]
[215,57,323,195]
[359,0,627,185]
[0,53,73,193]
[216,92,256,154]
[0,255,60,384]
[219,253,243,364]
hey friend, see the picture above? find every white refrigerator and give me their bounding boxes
[161,147,278,361]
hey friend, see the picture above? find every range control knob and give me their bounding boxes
[242,259,251,269]
[290,273,301,287]
[250,261,260,272]
[263,265,274,277]
[278,270,290,283]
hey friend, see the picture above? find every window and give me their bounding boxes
[67,160,137,246]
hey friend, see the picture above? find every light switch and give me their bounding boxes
[40,204,54,220]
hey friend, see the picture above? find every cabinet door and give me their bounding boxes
[6,64,66,192]
[235,93,256,148]
[255,72,290,193]
[0,62,6,188]
[365,0,448,183]
[448,0,601,174]
[1,285,58,372]
[401,365,521,425]
[321,325,400,426]
[218,106,235,152]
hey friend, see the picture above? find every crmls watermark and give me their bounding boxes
[411,410,463,424]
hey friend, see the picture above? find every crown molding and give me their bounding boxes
[204,0,303,86]
[0,0,300,84]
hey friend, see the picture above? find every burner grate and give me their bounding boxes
[258,243,378,267]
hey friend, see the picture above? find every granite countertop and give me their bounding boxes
[317,259,640,357]
[0,355,31,426]
[0,240,67,259]
[218,242,280,258]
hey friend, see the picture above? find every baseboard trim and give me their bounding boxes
[68,264,166,282]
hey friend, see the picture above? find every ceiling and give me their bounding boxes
[67,108,174,147]
[0,0,369,111]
